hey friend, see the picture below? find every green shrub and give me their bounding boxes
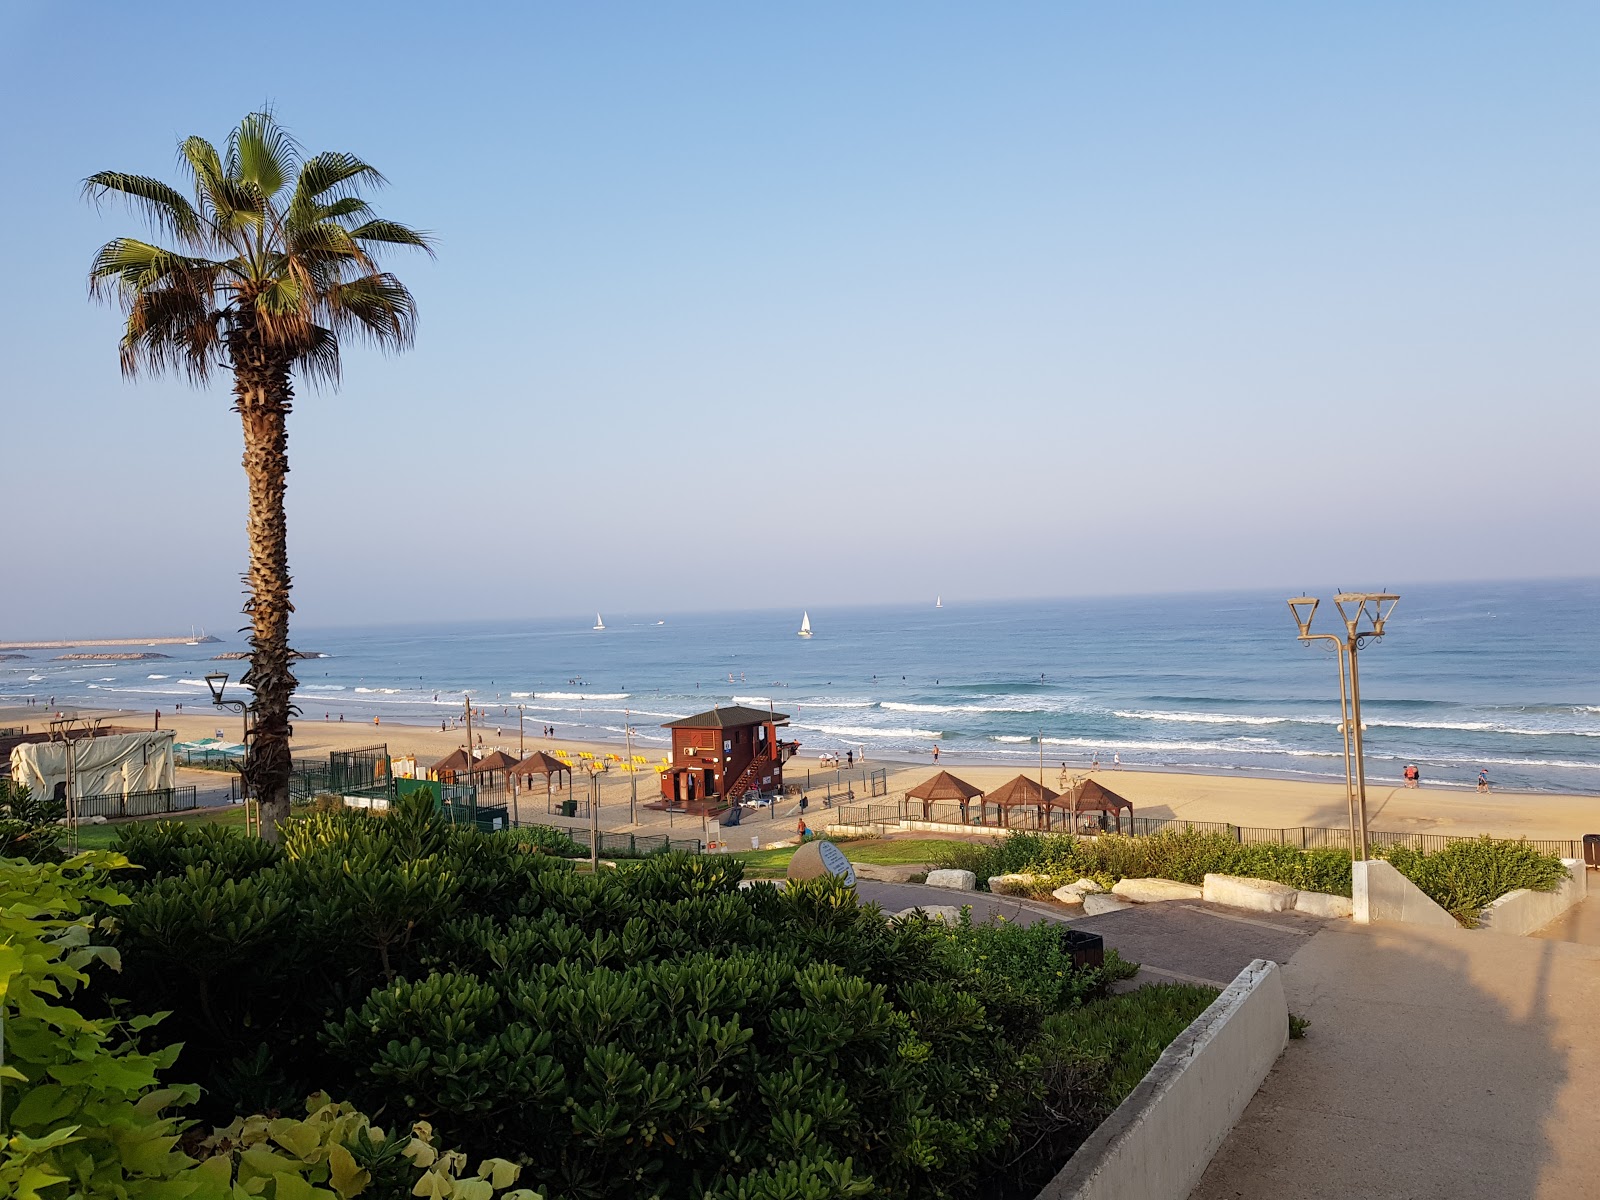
[101,792,1132,1199]
[0,779,66,862]
[1378,836,1568,924]
[1040,983,1221,1106]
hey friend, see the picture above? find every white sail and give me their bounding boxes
[593,612,605,630]
[936,595,942,608]
[798,611,813,638]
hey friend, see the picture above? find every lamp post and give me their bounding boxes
[587,762,601,870]
[205,671,256,836]
[1286,593,1399,861]
[518,704,525,758]
[625,708,638,824]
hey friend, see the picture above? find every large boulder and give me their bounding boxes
[1082,894,1134,916]
[892,905,965,926]
[1059,877,1105,896]
[1203,873,1299,913]
[926,868,978,891]
[1050,885,1086,907]
[1294,890,1354,919]
[988,872,1047,896]
[1111,877,1204,903]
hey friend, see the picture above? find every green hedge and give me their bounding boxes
[1375,836,1570,924]
[99,793,1145,1199]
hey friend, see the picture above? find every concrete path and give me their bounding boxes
[1533,890,1600,947]
[1190,920,1600,1199]
[854,881,1326,989]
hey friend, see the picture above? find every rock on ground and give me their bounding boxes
[892,905,965,926]
[1294,890,1354,918]
[1203,873,1299,913]
[1111,877,1205,903]
[925,868,978,891]
[1050,885,1087,906]
[988,872,1047,895]
[1059,877,1105,896]
[1082,893,1135,916]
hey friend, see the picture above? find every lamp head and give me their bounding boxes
[205,672,229,704]
[1287,596,1320,638]
[1334,593,1400,638]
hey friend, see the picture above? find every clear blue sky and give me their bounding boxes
[2,2,1595,637]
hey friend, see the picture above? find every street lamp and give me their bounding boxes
[206,671,257,835]
[1286,592,1399,860]
[625,708,637,825]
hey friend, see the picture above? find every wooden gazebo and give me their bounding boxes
[982,774,1061,829]
[469,749,520,788]
[511,750,573,803]
[1061,778,1134,833]
[906,770,984,820]
[429,748,473,784]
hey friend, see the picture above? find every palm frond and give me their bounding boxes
[294,151,385,202]
[179,136,226,219]
[119,285,220,381]
[230,111,299,200]
[316,196,373,222]
[324,272,418,349]
[88,238,224,302]
[295,324,342,385]
[80,173,203,244]
[286,220,370,267]
[348,220,435,256]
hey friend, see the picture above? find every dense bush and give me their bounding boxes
[1039,984,1220,1107]
[1376,836,1568,924]
[97,793,1153,1199]
[0,778,66,862]
[932,829,1354,896]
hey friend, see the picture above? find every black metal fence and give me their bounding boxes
[77,786,199,820]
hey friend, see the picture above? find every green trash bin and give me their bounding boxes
[561,798,578,818]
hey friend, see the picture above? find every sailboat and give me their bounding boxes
[593,613,606,631]
[797,611,813,638]
[935,596,942,609]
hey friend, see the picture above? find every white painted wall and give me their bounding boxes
[1352,859,1460,928]
[1036,959,1288,1200]
[1479,859,1587,936]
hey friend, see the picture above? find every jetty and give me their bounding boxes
[0,635,222,650]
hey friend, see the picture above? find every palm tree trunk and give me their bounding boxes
[229,324,297,842]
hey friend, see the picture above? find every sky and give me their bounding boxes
[1,2,1596,637]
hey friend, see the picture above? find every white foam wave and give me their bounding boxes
[732,695,773,706]
[147,674,169,680]
[1114,708,1298,727]
[992,735,1034,743]
[539,691,629,700]
[793,699,874,709]
[796,723,942,740]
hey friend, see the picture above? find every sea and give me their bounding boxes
[6,578,1599,795]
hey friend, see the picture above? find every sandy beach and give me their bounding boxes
[7,703,1595,844]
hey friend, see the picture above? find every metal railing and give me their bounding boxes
[76,786,199,820]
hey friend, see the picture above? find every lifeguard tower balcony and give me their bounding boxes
[657,705,800,813]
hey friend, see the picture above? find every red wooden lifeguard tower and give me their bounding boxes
[659,705,800,810]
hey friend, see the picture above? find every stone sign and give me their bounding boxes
[786,838,857,886]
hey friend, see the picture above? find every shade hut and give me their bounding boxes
[470,749,520,788]
[905,770,984,821]
[511,750,573,804]
[982,774,1062,829]
[430,747,473,783]
[1062,778,1134,834]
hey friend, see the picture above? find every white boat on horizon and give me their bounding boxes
[798,611,813,638]
[935,595,942,608]
[593,612,606,631]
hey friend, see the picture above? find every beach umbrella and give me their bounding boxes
[470,749,520,788]
[511,750,574,813]
[906,770,985,820]
[430,748,472,782]
[1060,778,1134,834]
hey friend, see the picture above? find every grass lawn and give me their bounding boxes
[71,805,249,850]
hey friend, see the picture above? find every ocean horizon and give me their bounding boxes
[6,578,1599,796]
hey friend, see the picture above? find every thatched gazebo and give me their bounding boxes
[982,774,1061,829]
[906,770,984,821]
[511,750,573,805]
[469,749,520,788]
[430,748,473,783]
[1061,778,1134,834]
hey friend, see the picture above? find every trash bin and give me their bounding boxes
[1584,833,1600,869]
[561,798,577,818]
[1059,929,1104,971]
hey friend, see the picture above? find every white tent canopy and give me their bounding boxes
[9,731,176,802]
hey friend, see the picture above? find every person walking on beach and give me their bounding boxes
[1403,764,1419,788]
[846,750,853,768]
[931,743,940,762]
[796,817,809,840]
[1112,753,1121,770]
[1477,769,1491,792]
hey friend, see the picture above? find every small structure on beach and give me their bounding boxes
[658,705,801,812]
[511,750,573,804]
[982,774,1061,829]
[1062,777,1134,834]
[429,748,472,784]
[906,770,985,821]
[469,749,520,787]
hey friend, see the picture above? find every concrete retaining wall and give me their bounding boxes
[1036,959,1288,1200]
[1479,859,1587,935]
[1352,859,1459,928]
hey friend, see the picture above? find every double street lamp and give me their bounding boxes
[1286,592,1399,861]
[205,671,258,836]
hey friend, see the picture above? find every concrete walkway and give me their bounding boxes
[1190,920,1600,1199]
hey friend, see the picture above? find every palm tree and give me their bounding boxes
[85,112,432,840]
